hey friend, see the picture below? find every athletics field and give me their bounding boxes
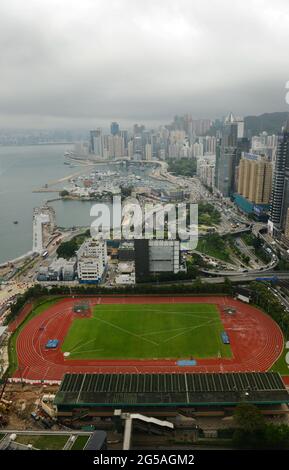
[9,296,284,381]
[62,303,232,360]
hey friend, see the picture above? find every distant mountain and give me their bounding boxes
[244,112,289,137]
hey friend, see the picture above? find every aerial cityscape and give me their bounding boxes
[0,0,289,459]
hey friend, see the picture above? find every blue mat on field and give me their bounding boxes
[221,332,230,344]
[177,360,197,366]
[45,339,59,349]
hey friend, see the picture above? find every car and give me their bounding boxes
[31,412,40,421]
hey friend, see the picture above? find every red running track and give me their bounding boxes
[14,296,284,382]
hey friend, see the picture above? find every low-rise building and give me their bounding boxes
[118,241,135,261]
[134,239,180,281]
[77,238,107,284]
[115,274,136,285]
[37,258,76,282]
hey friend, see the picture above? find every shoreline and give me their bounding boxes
[0,250,34,268]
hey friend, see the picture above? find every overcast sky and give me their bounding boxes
[0,0,289,128]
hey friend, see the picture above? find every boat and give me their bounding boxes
[13,221,18,224]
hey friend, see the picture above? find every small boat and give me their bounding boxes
[13,221,18,224]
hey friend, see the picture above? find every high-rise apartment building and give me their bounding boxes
[105,135,125,159]
[237,153,272,204]
[145,143,152,161]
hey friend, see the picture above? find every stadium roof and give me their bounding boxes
[54,372,289,408]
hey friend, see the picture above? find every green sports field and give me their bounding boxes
[62,303,232,360]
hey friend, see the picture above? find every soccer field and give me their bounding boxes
[62,303,232,360]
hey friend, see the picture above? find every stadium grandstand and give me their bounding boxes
[54,372,289,417]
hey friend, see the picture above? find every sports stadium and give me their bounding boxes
[8,295,284,382]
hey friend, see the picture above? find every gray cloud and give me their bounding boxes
[0,0,289,128]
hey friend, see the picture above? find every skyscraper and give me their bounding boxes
[215,112,238,197]
[110,122,120,136]
[89,128,103,156]
[269,121,289,238]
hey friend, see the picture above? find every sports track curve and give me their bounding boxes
[13,296,284,382]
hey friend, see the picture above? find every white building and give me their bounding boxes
[32,206,55,254]
[197,155,216,189]
[37,258,76,282]
[115,273,136,285]
[192,142,204,159]
[236,117,244,139]
[251,132,278,162]
[77,238,107,283]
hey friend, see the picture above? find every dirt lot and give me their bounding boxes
[1,383,58,430]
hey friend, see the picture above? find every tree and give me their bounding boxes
[224,278,233,296]
[264,423,289,449]
[233,403,266,448]
[166,158,197,177]
[60,190,69,197]
[234,403,265,433]
[56,239,78,259]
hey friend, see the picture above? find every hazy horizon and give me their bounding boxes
[1,0,289,129]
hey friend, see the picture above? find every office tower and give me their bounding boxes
[269,121,289,237]
[237,154,272,204]
[120,129,128,149]
[110,122,120,136]
[133,135,143,159]
[215,112,238,197]
[222,112,238,147]
[236,117,245,138]
[89,130,97,153]
[89,128,103,156]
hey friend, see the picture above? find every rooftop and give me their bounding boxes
[54,372,289,408]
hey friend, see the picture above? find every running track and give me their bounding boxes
[12,296,285,382]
